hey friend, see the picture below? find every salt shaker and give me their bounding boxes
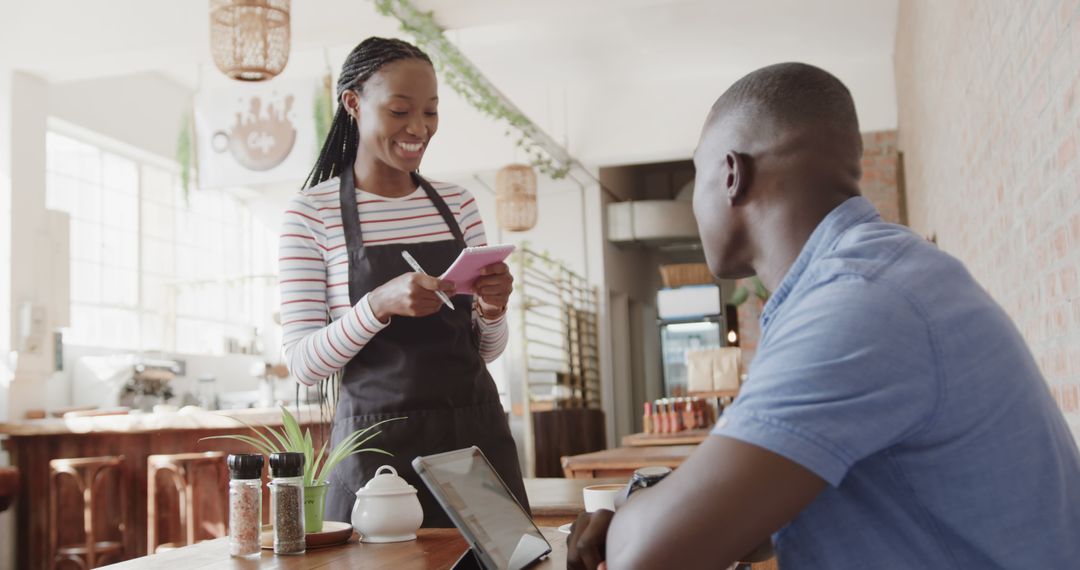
[269,452,306,555]
[227,453,264,558]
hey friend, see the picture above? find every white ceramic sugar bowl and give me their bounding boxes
[351,465,424,543]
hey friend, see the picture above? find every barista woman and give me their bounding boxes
[279,37,528,526]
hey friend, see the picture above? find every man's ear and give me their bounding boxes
[725,151,749,206]
[341,90,360,122]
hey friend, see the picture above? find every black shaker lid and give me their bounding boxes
[269,452,305,478]
[227,453,264,480]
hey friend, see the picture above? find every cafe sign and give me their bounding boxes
[194,75,319,188]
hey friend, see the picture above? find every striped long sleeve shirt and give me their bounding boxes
[279,177,509,386]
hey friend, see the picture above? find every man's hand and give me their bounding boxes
[474,262,513,318]
[567,509,614,570]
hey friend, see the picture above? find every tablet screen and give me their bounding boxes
[414,447,550,569]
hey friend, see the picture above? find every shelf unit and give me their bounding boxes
[513,248,602,475]
[516,248,601,410]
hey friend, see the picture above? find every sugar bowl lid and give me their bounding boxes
[355,465,418,497]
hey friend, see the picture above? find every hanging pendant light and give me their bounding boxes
[210,0,291,82]
[495,164,538,232]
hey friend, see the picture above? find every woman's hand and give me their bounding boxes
[474,262,513,319]
[368,272,455,322]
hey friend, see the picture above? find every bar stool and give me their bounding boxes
[49,455,128,569]
[0,466,18,513]
[147,451,229,553]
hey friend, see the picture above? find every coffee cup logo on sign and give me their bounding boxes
[212,95,297,171]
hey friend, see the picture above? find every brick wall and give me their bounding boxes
[895,0,1080,434]
[861,130,903,224]
[735,286,763,364]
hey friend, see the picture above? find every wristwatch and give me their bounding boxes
[620,465,673,504]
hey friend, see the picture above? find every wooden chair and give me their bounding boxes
[146,452,228,553]
[49,455,128,568]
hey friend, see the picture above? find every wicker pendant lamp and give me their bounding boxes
[210,0,291,82]
[495,164,538,232]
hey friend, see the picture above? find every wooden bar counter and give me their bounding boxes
[524,477,626,527]
[0,406,327,570]
[101,527,568,569]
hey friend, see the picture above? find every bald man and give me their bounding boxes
[568,63,1080,569]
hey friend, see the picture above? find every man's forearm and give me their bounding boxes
[605,489,686,568]
[602,436,822,568]
[604,480,750,568]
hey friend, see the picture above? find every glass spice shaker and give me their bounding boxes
[269,452,306,555]
[227,453,264,558]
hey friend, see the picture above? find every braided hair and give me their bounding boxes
[301,37,433,189]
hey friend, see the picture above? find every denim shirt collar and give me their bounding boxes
[759,196,880,329]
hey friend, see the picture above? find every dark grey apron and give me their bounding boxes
[323,165,530,528]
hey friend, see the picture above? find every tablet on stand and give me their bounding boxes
[413,447,551,570]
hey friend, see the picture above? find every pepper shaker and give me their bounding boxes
[269,452,306,555]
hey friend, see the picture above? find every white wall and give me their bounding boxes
[0,68,13,404]
[6,71,52,423]
[49,73,192,163]
[0,66,14,570]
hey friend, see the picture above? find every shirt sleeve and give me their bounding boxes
[455,187,510,362]
[713,276,941,486]
[279,195,389,386]
[476,311,510,363]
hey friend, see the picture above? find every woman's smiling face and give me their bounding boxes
[349,58,439,174]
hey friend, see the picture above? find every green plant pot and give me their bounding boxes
[304,482,330,533]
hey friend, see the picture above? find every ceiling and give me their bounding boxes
[2,0,899,172]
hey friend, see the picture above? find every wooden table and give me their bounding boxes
[524,477,626,527]
[621,428,711,447]
[561,445,697,479]
[0,406,327,570]
[99,527,568,569]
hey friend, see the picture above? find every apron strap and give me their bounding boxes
[339,165,469,305]
[412,172,467,248]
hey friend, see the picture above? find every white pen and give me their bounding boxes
[401,250,455,311]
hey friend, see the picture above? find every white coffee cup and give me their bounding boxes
[582,483,625,513]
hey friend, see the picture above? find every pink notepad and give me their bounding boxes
[439,244,516,295]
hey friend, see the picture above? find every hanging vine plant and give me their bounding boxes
[313,72,334,160]
[176,109,196,204]
[372,0,571,179]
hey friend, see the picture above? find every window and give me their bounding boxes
[46,130,278,354]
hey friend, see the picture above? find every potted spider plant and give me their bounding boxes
[729,275,770,307]
[202,406,401,532]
